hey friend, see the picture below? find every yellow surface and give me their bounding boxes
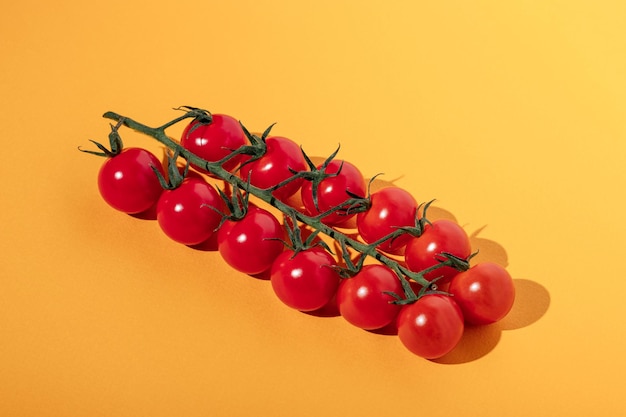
[1,1,625,416]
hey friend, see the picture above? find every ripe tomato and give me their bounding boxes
[448,262,516,325]
[356,187,418,254]
[97,147,165,214]
[397,294,464,359]
[217,205,285,275]
[336,264,404,330]
[270,248,340,312]
[156,177,224,246]
[180,114,246,174]
[238,136,307,201]
[300,159,366,226]
[404,219,472,285]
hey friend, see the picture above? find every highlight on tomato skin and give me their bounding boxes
[396,294,465,360]
[356,187,418,255]
[180,114,247,174]
[155,177,224,246]
[238,136,308,202]
[217,205,286,276]
[97,147,165,214]
[336,264,404,331]
[404,219,472,285]
[448,262,516,326]
[270,248,341,312]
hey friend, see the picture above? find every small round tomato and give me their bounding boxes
[180,114,246,174]
[336,264,404,330]
[397,294,464,359]
[404,219,472,285]
[156,177,224,246]
[448,262,515,325]
[238,136,307,201]
[300,159,367,226]
[218,205,285,275]
[270,248,340,312]
[98,147,165,214]
[356,187,418,254]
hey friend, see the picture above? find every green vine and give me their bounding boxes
[98,107,472,304]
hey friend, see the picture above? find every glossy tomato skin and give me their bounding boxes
[97,147,165,214]
[397,294,464,359]
[217,206,285,275]
[404,219,472,285]
[356,187,418,255]
[238,136,307,201]
[448,262,515,325]
[180,114,246,174]
[156,177,224,246]
[336,264,404,330]
[300,160,366,226]
[270,248,340,312]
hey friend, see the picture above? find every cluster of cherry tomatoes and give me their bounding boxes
[88,110,516,360]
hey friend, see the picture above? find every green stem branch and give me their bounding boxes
[101,110,461,302]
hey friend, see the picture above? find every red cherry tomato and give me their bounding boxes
[180,114,246,174]
[356,187,418,254]
[270,248,340,312]
[336,264,404,330]
[97,147,165,214]
[397,294,464,359]
[156,177,224,246]
[404,219,472,285]
[238,136,307,201]
[448,262,516,325]
[300,159,366,226]
[217,206,285,275]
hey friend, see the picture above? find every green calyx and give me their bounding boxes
[152,150,189,190]
[279,211,333,257]
[229,122,272,171]
[216,182,251,222]
[167,106,213,133]
[395,199,436,238]
[294,145,370,220]
[297,145,342,212]
[78,118,125,157]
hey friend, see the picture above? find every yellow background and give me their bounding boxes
[1,1,625,416]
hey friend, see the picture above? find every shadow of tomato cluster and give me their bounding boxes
[434,278,550,364]
[305,176,550,363]
[424,205,550,364]
[316,176,550,363]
